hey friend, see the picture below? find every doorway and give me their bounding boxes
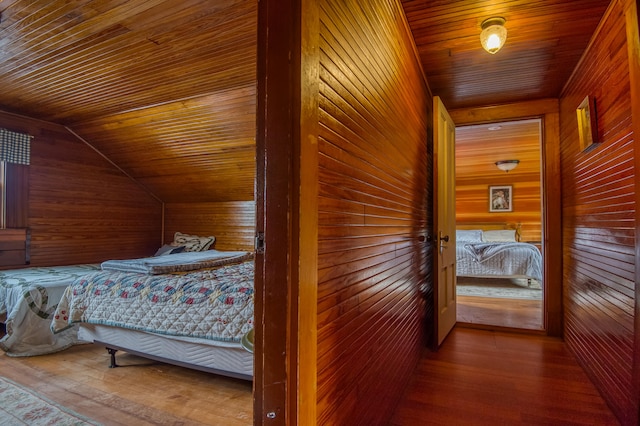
[454,118,544,331]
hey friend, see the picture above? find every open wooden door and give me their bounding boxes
[433,96,457,347]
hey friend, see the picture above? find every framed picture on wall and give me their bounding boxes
[576,95,598,152]
[489,185,512,212]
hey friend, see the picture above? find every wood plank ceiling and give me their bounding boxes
[0,0,611,203]
[401,0,612,110]
[0,0,257,203]
[456,119,542,180]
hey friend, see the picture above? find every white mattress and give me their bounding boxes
[78,324,253,380]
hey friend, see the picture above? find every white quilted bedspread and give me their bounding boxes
[456,242,542,281]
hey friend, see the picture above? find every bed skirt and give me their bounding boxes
[78,324,253,380]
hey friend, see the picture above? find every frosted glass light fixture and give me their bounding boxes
[480,17,507,54]
[495,160,519,172]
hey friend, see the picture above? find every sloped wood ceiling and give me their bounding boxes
[0,0,257,203]
[401,0,611,109]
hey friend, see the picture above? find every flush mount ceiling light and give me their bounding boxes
[480,17,507,54]
[495,160,519,172]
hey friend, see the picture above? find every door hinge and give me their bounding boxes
[255,232,265,254]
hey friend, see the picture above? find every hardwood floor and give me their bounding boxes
[390,327,620,425]
[0,326,620,425]
[457,295,544,331]
[0,343,252,425]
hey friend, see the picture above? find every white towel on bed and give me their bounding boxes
[100,250,252,275]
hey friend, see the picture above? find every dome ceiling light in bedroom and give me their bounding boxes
[495,160,519,172]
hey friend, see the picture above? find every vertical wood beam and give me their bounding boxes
[540,110,562,337]
[256,0,319,424]
[626,0,640,422]
[255,0,299,424]
[297,0,319,424]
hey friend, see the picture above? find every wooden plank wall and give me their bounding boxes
[316,0,432,424]
[455,123,542,243]
[163,201,255,251]
[559,0,638,422]
[0,111,162,266]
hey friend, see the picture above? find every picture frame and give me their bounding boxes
[576,95,598,152]
[489,185,512,212]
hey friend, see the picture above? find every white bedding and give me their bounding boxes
[100,249,252,275]
[0,264,100,356]
[456,242,542,281]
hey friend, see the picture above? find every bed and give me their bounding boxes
[0,264,101,357]
[51,248,255,380]
[455,225,542,282]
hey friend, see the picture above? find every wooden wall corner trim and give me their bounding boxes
[540,111,563,337]
[65,126,163,204]
[625,0,640,420]
[398,0,432,97]
[297,0,319,424]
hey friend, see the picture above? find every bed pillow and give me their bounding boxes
[172,232,216,252]
[154,244,186,256]
[483,229,517,243]
[456,229,483,243]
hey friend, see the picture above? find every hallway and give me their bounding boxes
[390,327,619,425]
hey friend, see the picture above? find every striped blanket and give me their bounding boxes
[457,242,542,281]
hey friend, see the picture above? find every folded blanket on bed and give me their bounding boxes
[100,250,253,275]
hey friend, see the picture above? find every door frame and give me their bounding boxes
[254,1,300,424]
[448,98,563,337]
[255,0,318,424]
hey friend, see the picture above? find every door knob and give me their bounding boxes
[439,231,449,254]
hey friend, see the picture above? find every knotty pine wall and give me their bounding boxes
[163,201,255,251]
[559,0,638,423]
[316,0,432,424]
[0,111,162,266]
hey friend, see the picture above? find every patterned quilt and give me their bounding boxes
[0,264,101,357]
[51,259,254,343]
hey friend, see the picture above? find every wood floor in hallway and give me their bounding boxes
[390,327,620,425]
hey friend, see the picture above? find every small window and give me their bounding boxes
[0,128,31,230]
[0,161,5,229]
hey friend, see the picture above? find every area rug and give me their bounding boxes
[0,377,101,425]
[456,276,542,300]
